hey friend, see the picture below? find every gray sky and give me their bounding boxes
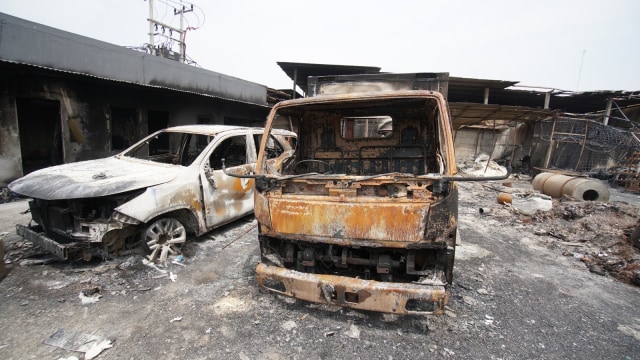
[2,0,639,91]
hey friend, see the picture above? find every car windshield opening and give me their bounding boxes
[123,131,212,166]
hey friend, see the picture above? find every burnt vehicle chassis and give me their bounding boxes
[249,92,458,315]
[11,125,296,262]
[240,91,510,315]
[17,188,199,260]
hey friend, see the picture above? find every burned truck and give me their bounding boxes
[237,73,509,315]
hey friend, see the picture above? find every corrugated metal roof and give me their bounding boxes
[0,59,270,108]
[276,62,640,127]
[0,12,268,107]
[450,102,556,129]
[277,62,381,95]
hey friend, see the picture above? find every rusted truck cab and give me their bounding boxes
[250,73,466,315]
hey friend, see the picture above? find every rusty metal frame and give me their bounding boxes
[256,263,449,315]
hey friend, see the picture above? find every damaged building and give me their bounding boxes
[277,62,640,182]
[2,10,640,189]
[0,12,273,186]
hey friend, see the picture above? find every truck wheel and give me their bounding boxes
[143,217,186,264]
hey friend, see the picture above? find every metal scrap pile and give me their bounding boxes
[531,199,640,285]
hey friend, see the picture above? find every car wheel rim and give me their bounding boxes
[145,218,186,264]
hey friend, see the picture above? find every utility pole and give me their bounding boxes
[146,0,193,63]
[174,1,193,63]
[148,0,154,50]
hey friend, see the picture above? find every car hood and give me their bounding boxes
[8,157,181,200]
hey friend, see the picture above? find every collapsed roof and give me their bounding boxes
[277,62,640,129]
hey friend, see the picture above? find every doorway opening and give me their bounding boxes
[111,107,138,153]
[16,98,62,174]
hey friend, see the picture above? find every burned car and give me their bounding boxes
[9,125,296,262]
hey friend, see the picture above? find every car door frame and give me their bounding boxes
[199,131,257,229]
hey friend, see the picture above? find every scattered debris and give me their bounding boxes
[117,255,144,270]
[221,223,258,250]
[0,187,23,204]
[463,296,478,306]
[142,259,168,274]
[43,329,112,360]
[588,264,606,276]
[344,324,361,339]
[78,291,101,305]
[511,193,553,216]
[463,180,640,286]
[19,256,59,266]
[81,286,101,297]
[445,307,457,318]
[281,320,297,331]
[171,260,187,266]
[443,348,455,356]
[484,314,495,325]
[459,155,508,177]
[170,316,182,323]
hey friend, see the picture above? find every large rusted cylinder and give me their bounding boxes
[531,172,554,193]
[532,172,610,201]
[497,192,512,204]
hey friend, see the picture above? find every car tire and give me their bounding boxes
[143,217,187,264]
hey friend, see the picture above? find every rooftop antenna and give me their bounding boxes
[576,49,586,91]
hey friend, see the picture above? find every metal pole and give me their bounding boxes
[148,0,154,51]
[292,69,298,99]
[603,98,613,126]
[575,121,589,172]
[179,1,184,62]
[544,92,551,109]
[543,117,557,169]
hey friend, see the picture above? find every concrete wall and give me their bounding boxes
[0,94,21,184]
[454,124,539,167]
[453,128,499,161]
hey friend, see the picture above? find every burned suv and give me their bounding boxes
[9,125,296,262]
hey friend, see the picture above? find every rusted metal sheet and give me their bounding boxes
[267,197,429,242]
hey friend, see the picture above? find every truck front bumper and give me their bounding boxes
[256,262,450,315]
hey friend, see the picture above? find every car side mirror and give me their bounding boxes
[222,158,260,179]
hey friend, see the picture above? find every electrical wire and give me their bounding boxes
[149,0,205,63]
